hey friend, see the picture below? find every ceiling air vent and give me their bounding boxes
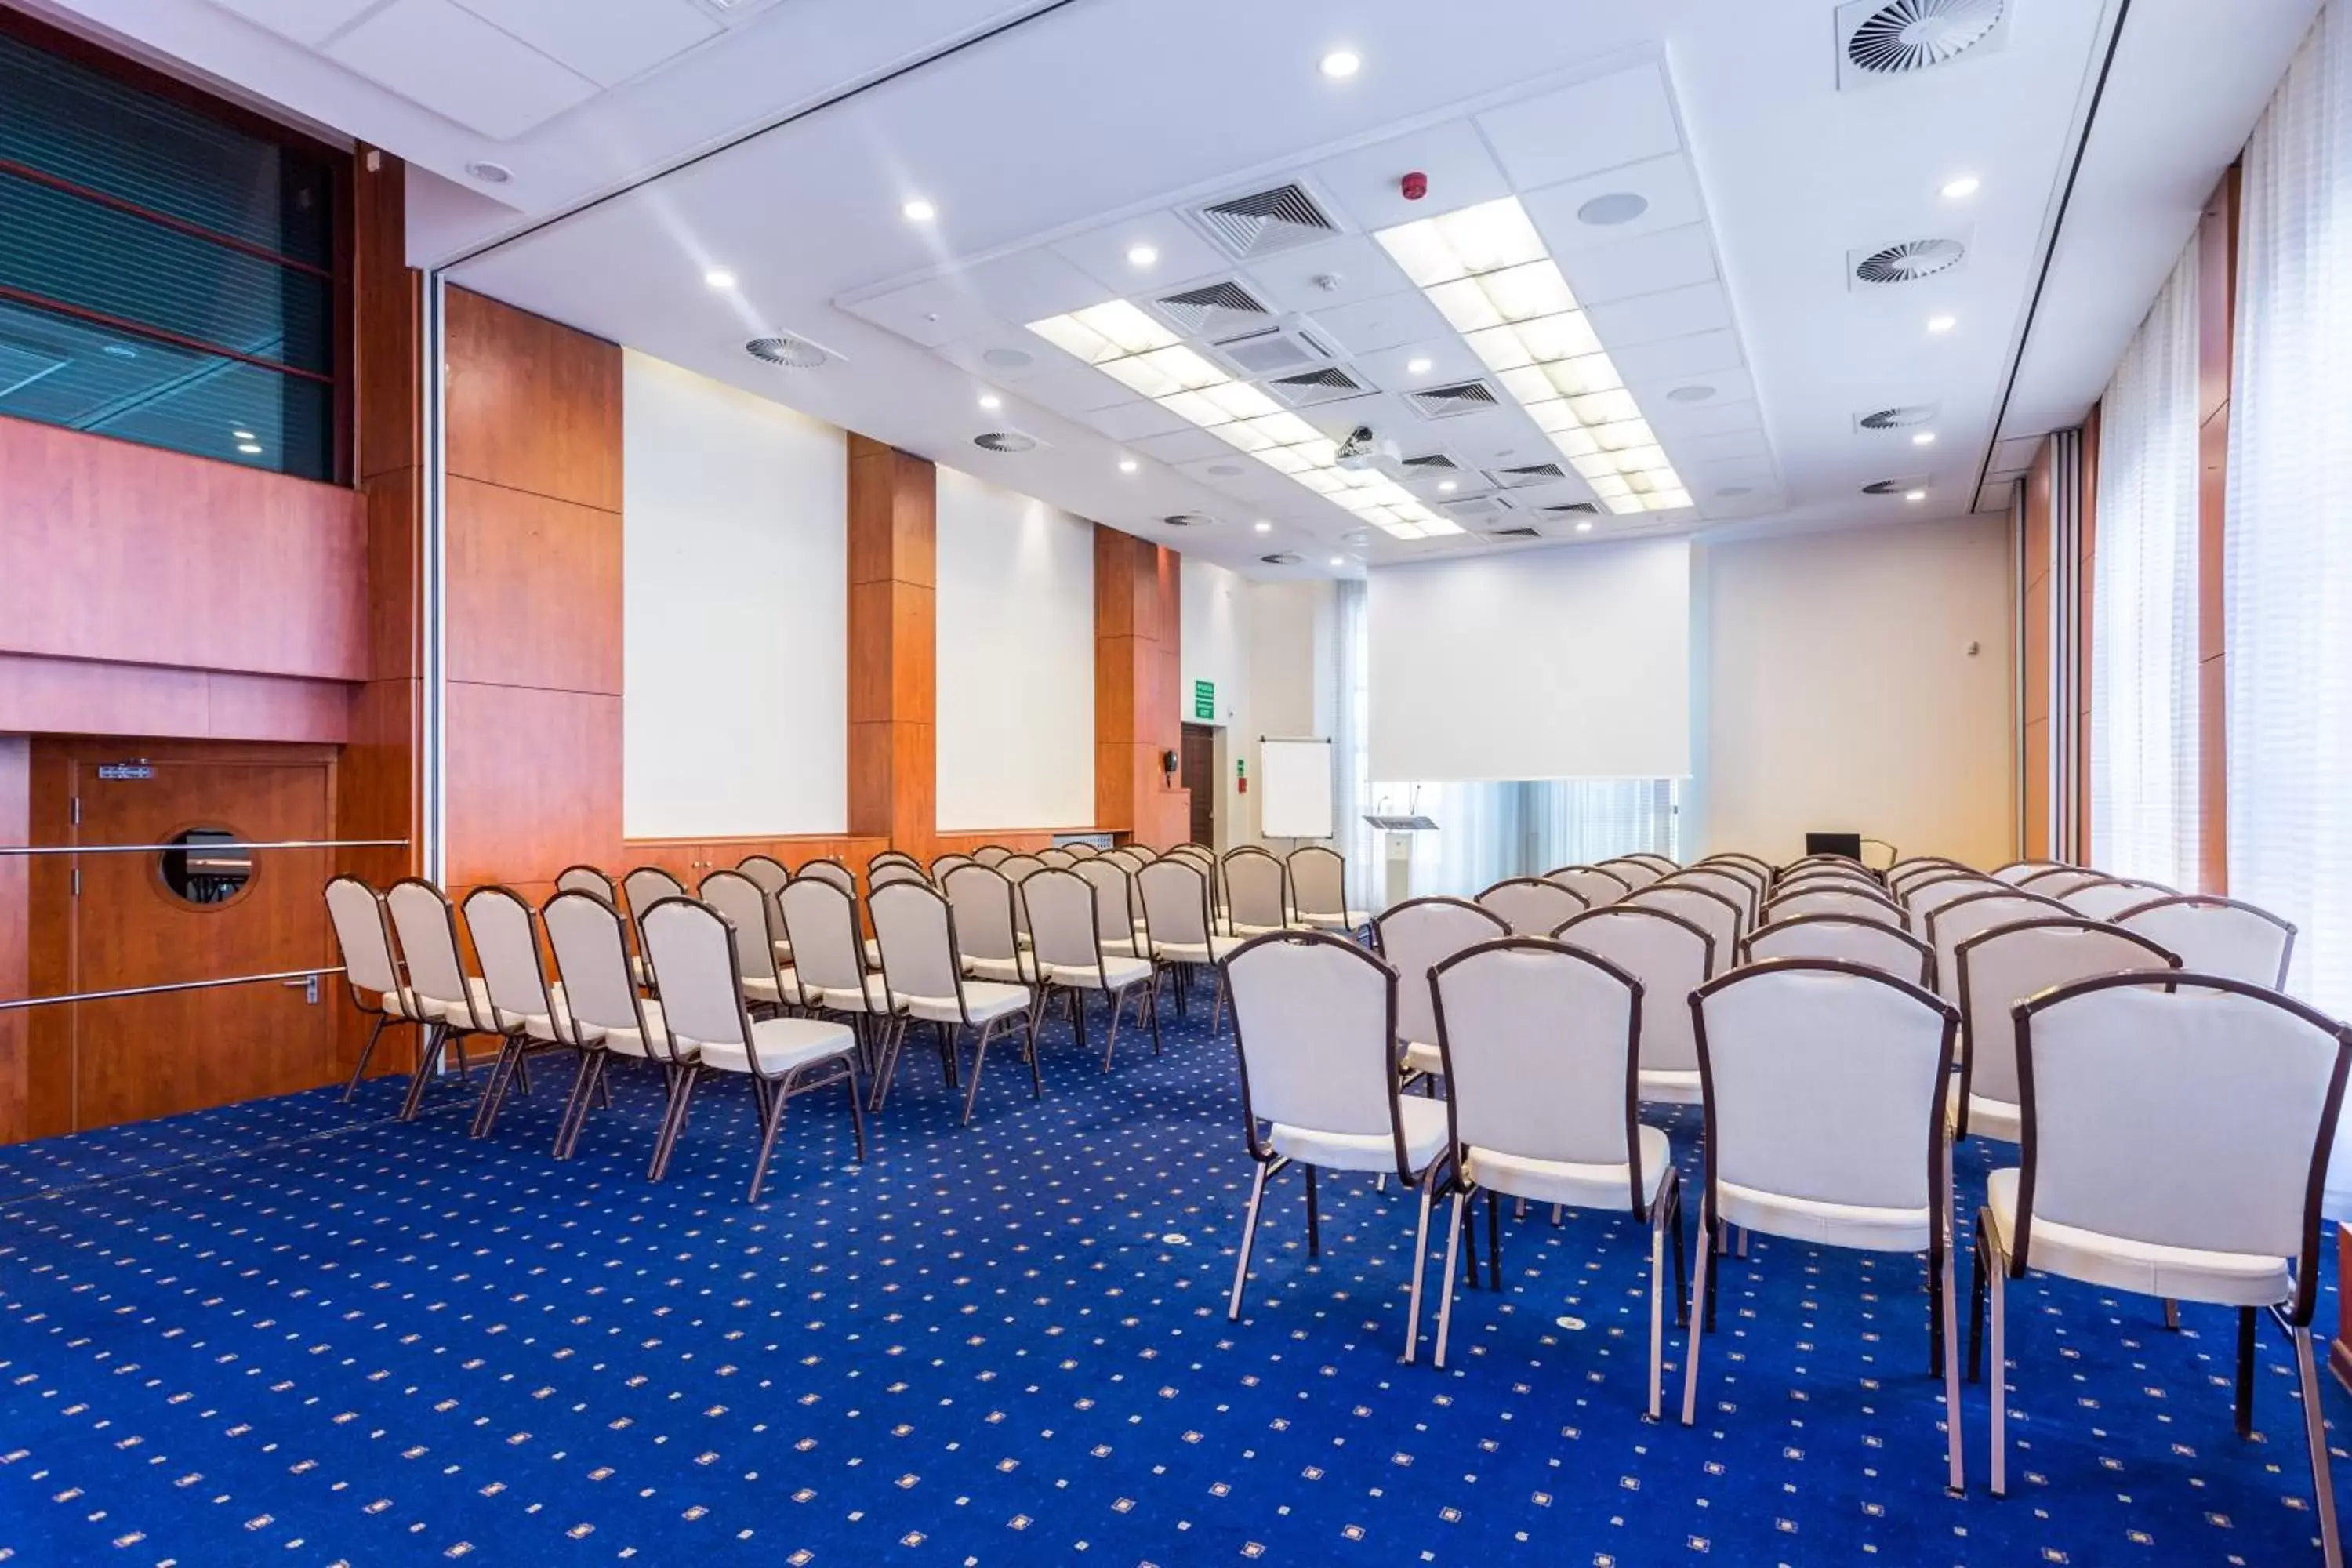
[1853,238,1965,285]
[745,333,831,368]
[1406,379,1501,419]
[1401,453,1460,471]
[1260,550,1304,565]
[1837,0,2008,86]
[1862,475,1929,495]
[1858,404,1938,430]
[972,430,1042,453]
[1489,463,1568,488]
[1160,513,1213,528]
[1152,280,1276,343]
[1485,526,1544,541]
[1217,323,1340,378]
[1189,182,1340,260]
[1265,365,1367,408]
[1441,495,1514,521]
[1541,501,1602,516]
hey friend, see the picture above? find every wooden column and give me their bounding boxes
[0,737,27,1145]
[1094,528,1190,848]
[2020,445,2054,860]
[846,435,937,858]
[2195,165,2238,898]
[2074,404,2100,860]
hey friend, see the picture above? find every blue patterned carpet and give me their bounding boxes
[0,994,2339,1566]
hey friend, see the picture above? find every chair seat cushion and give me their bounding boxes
[1271,1095,1448,1177]
[771,938,795,965]
[1299,909,1372,931]
[1715,1179,1930,1254]
[422,976,497,1029]
[1402,1039,1443,1078]
[1155,934,1241,964]
[1638,1068,1702,1105]
[375,986,426,1021]
[604,998,688,1061]
[1465,1124,1672,1212]
[697,1015,858,1077]
[963,953,1040,985]
[819,973,894,1014]
[495,982,602,1045]
[742,969,799,1007]
[897,980,1033,1025]
[1984,1167,2290,1306]
[1048,953,1152,990]
[1948,1080,2020,1144]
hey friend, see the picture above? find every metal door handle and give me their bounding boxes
[281,977,320,1004]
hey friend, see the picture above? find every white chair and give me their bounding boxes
[1889,858,1973,898]
[779,877,899,1069]
[1136,857,1240,1034]
[1743,914,1932,985]
[622,865,688,985]
[1073,858,1147,956]
[1373,896,1508,1086]
[1543,864,1632,908]
[1289,844,1370,933]
[324,875,422,1102]
[639,896,863,1200]
[1037,846,1077,869]
[1596,856,1668,891]
[971,844,1014,868]
[2057,876,2170,920]
[2016,865,2105,898]
[1475,876,1588,936]
[1902,871,2005,938]
[1224,931,1449,1361]
[2113,894,2296,987]
[1555,903,1715,1105]
[1773,863,1885,895]
[1922,887,2067,1000]
[1990,859,2067,886]
[1950,918,2177,1142]
[1690,859,1767,924]
[555,863,617,900]
[871,880,1038,1122]
[1024,866,1159,1070]
[1705,851,1773,879]
[941,862,1040,986]
[794,858,858,897]
[1664,866,1759,930]
[1617,852,1680,877]
[734,855,795,964]
[1427,938,1682,1410]
[930,851,977,881]
[869,859,929,891]
[463,885,596,1140]
[1622,883,1741,976]
[384,878,499,1123]
[1063,841,1102,861]
[1972,971,2352,1558]
[1761,884,1904,927]
[542,888,683,1165]
[997,852,1047,885]
[698,869,799,1013]
[1682,960,1964,1493]
[1222,848,1295,938]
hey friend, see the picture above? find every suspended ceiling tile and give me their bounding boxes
[324,0,598,140]
[456,0,719,89]
[1522,153,1706,253]
[1557,223,1719,306]
[1312,118,1515,234]
[1585,280,1733,347]
[1475,64,1681,191]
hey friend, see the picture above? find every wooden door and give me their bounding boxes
[62,746,337,1131]
[1180,724,1217,848]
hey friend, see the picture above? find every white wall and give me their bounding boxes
[1697,517,2015,865]
[934,466,1095,829]
[1240,579,1333,845]
[1180,557,1251,844]
[622,350,846,839]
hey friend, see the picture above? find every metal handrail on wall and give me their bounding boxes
[0,837,408,856]
[0,968,347,1011]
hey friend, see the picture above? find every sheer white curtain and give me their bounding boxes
[1529,779,1682,866]
[1330,579,1374,906]
[2090,238,2201,885]
[2229,1,2352,1022]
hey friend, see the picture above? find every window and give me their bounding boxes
[0,16,340,481]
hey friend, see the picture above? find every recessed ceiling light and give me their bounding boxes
[1119,457,1139,474]
[1574,520,1594,532]
[978,393,1002,411]
[902,198,937,223]
[464,160,511,184]
[1576,192,1650,227]
[1126,244,1160,269]
[1329,555,1346,567]
[1319,49,1362,79]
[1666,385,1715,404]
[231,428,255,440]
[1926,314,1957,334]
[1406,356,1434,376]
[236,441,263,455]
[1940,175,1981,200]
[704,267,736,290]
[1904,488,1927,503]
[1437,480,1458,493]
[1912,430,1936,446]
[1254,521,1272,533]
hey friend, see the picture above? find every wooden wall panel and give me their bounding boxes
[0,738,27,1146]
[2019,443,2056,860]
[2075,403,2100,858]
[445,477,624,695]
[1092,528,1191,848]
[445,686,623,888]
[0,656,352,742]
[845,435,938,857]
[445,289,624,512]
[2194,168,2238,898]
[619,835,890,882]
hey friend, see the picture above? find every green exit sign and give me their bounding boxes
[1192,679,1215,720]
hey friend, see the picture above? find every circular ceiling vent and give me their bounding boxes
[1846,0,2005,75]
[1161,514,1213,528]
[1666,384,1717,404]
[1862,477,1929,495]
[1855,239,1965,284]
[1860,404,1937,430]
[1260,551,1302,566]
[972,430,1036,454]
[745,335,827,368]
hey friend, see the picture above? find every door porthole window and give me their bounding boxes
[157,826,253,907]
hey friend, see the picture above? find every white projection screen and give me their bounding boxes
[1369,539,1692,782]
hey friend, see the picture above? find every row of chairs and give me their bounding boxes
[1221,849,2342,1555]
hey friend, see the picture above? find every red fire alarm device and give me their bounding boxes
[1401,171,1428,201]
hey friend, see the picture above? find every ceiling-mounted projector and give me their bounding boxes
[1335,425,1399,471]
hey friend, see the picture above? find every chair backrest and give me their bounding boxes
[386,879,492,1029]
[871,880,967,1006]
[1432,938,1646,1207]
[779,877,866,996]
[1288,845,1349,920]
[2013,974,2352,1319]
[2112,895,2296,988]
[1888,857,1970,898]
[735,855,790,897]
[1037,846,1076,869]
[930,852,976,880]
[1705,851,1773,879]
[1373,896,1508,1051]
[971,844,1013,867]
[555,863,615,900]
[1227,931,1403,1160]
[622,866,687,920]
[699,869,782,989]
[1167,842,1214,866]
[1104,846,1151,872]
[1663,866,1757,928]
[1596,856,1667,891]
[1922,887,2067,998]
[1777,860,1882,891]
[1554,903,1712,1076]
[795,858,856,895]
[1743,914,1932,985]
[1073,858,1138,941]
[942,863,1020,963]
[543,889,662,1051]
[1697,858,1770,916]
[1064,840,1102,859]
[1475,877,1588,936]
[639,898,752,1054]
[1901,871,2004,936]
[1621,883,1740,975]
[1137,857,1215,949]
[325,876,401,999]
[1693,960,1957,1216]
[997,853,1047,884]
[1224,848,1290,930]
[1544,865,1632,908]
[869,859,929,891]
[1762,884,1903,928]
[871,849,920,872]
[1991,859,2067,886]
[1619,852,1679,874]
[2016,865,2104,898]
[1022,867,1105,975]
[1955,918,2178,1113]
[463,886,557,1032]
[2060,877,2172,920]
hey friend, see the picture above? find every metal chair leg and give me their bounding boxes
[1228,1160,1272,1320]
[1435,1188,1467,1368]
[1681,1207,1714,1425]
[397,1024,447,1122]
[1101,985,1123,1072]
[746,1073,788,1203]
[1941,1233,1965,1494]
[961,1017,999,1126]
[2296,1323,2345,1568]
[1988,1239,2009,1497]
[343,1015,390,1102]
[1967,1212,1988,1384]
[1403,1179,1435,1363]
[2237,1306,2259,1438]
[1305,1164,1321,1259]
[1647,1202,1668,1421]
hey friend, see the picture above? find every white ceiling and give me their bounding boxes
[25,0,2318,578]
